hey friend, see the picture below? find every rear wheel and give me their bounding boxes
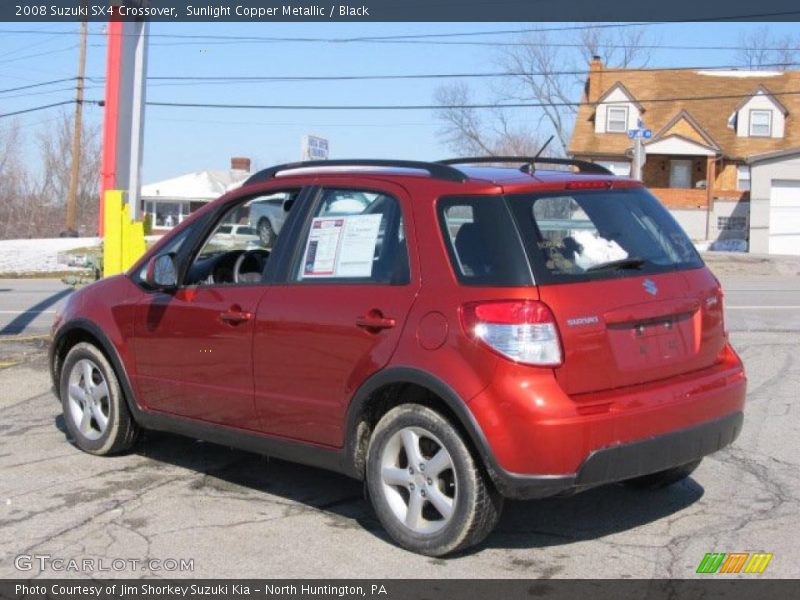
[623,459,702,490]
[60,342,139,455]
[366,404,503,556]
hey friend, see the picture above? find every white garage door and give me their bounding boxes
[769,180,800,255]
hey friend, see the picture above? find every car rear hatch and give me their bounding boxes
[506,184,726,395]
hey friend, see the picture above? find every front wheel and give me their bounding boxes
[366,404,503,556]
[60,342,139,455]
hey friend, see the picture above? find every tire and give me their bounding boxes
[257,219,275,248]
[59,342,139,456]
[366,404,503,556]
[622,459,702,490]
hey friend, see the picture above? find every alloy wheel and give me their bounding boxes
[66,358,110,441]
[379,426,457,534]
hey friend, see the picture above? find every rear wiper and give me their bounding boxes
[586,257,647,272]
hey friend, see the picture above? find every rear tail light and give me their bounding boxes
[460,300,563,366]
[565,180,613,190]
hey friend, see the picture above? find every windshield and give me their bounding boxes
[507,187,703,284]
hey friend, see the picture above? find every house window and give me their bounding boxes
[736,165,751,191]
[144,201,191,228]
[606,106,629,133]
[749,110,772,137]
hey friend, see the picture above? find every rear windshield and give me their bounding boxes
[507,187,703,284]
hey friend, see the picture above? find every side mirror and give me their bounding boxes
[283,198,295,213]
[145,254,178,290]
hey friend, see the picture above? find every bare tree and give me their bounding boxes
[578,27,651,70]
[435,26,652,156]
[0,113,101,239]
[0,120,31,239]
[735,26,798,70]
[435,83,547,157]
[36,112,101,235]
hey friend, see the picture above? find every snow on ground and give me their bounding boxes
[0,237,101,274]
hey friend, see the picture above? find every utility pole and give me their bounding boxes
[64,3,88,236]
[631,137,644,180]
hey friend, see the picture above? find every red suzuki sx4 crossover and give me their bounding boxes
[50,158,746,556]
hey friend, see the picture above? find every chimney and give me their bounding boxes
[587,55,604,103]
[231,156,251,172]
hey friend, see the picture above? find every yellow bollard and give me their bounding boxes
[120,202,132,270]
[128,220,147,270]
[103,190,123,277]
[103,189,148,277]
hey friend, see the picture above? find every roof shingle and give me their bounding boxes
[568,67,800,160]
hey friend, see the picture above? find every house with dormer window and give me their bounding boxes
[569,58,800,254]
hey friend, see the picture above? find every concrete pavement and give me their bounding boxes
[0,258,798,578]
[0,327,797,578]
[0,279,73,336]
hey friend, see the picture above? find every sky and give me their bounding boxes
[0,21,798,184]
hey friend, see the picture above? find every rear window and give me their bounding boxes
[507,187,703,284]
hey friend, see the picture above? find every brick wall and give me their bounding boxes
[650,187,709,208]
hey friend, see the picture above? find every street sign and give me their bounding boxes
[302,135,329,161]
[627,128,652,140]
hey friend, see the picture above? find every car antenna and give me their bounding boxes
[521,135,554,175]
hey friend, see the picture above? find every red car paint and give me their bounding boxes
[52,165,746,488]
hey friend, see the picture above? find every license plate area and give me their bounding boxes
[607,314,692,370]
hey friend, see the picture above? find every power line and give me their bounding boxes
[342,11,800,41]
[0,100,75,119]
[0,32,65,60]
[0,44,78,65]
[149,116,437,128]
[0,77,76,94]
[130,62,800,84]
[0,13,798,48]
[132,39,800,52]
[140,88,800,111]
[0,85,83,101]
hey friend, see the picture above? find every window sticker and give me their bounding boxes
[301,214,383,279]
[302,218,344,277]
[336,214,382,277]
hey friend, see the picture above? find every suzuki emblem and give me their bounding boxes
[643,279,658,296]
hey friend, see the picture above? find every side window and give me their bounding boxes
[185,190,299,286]
[438,197,531,286]
[294,189,409,284]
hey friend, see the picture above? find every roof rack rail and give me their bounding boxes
[244,159,468,185]
[436,156,613,176]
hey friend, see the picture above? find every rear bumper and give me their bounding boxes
[491,410,743,499]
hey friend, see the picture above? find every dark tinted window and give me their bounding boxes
[508,187,703,284]
[437,196,532,286]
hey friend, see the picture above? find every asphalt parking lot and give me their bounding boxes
[1,257,799,579]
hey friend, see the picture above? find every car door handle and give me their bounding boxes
[356,311,396,331]
[220,306,253,325]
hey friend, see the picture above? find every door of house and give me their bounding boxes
[669,160,692,188]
